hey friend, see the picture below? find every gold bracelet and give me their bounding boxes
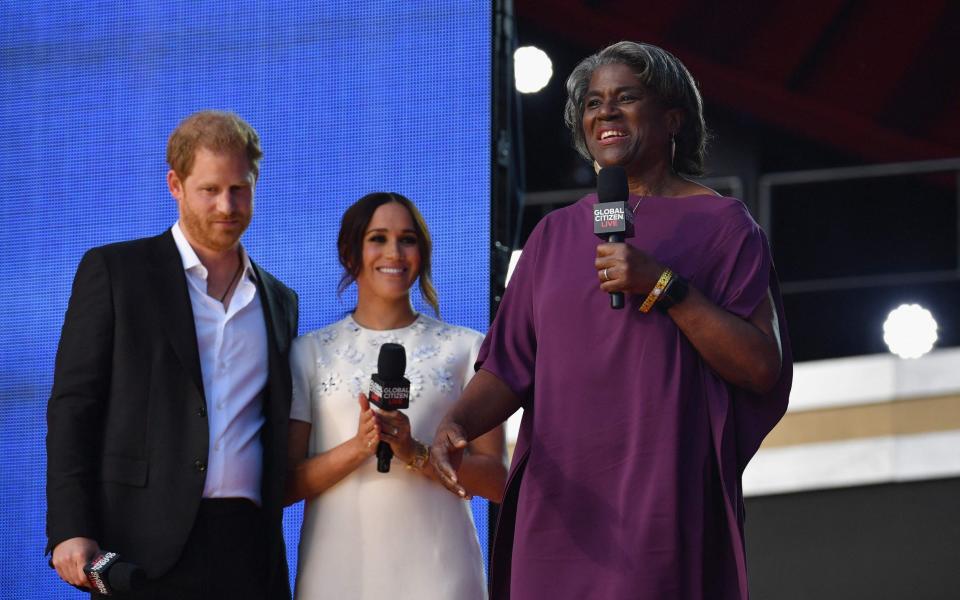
[639,269,673,313]
[405,440,430,471]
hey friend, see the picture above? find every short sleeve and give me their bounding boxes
[694,204,794,469]
[476,221,544,404]
[696,210,772,319]
[289,335,315,423]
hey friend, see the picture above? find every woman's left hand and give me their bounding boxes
[595,242,664,296]
[375,409,416,464]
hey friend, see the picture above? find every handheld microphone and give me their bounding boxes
[593,166,634,309]
[83,552,145,595]
[368,343,410,473]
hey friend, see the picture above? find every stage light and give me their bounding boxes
[883,303,938,359]
[514,46,552,94]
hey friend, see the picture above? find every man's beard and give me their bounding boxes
[182,210,250,252]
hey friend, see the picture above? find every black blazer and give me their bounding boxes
[46,230,298,593]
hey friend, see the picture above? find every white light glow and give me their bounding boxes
[504,249,522,286]
[883,303,938,359]
[514,46,552,94]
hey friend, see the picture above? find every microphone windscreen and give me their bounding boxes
[597,166,628,204]
[377,343,406,379]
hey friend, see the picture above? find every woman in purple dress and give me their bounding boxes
[432,42,793,599]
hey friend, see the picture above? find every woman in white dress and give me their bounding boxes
[285,192,507,599]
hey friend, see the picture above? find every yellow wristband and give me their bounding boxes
[639,269,673,313]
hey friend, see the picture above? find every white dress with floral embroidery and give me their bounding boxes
[289,314,487,600]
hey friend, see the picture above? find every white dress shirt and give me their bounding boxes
[172,222,268,504]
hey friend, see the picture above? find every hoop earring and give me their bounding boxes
[670,135,676,168]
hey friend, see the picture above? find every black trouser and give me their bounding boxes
[97,498,272,600]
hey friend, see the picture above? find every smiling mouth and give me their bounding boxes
[377,267,406,275]
[599,130,628,141]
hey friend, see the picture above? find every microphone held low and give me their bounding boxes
[84,552,145,595]
[368,343,411,473]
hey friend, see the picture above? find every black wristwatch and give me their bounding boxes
[656,274,689,312]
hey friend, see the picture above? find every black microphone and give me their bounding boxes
[593,166,634,309]
[83,552,146,595]
[368,343,411,473]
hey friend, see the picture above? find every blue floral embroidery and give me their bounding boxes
[429,367,454,393]
[434,325,455,342]
[348,368,369,397]
[338,345,364,365]
[411,344,440,362]
[318,328,338,345]
[406,366,425,402]
[318,370,341,395]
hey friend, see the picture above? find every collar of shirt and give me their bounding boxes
[171,221,257,284]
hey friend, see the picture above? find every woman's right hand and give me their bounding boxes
[285,393,381,505]
[355,393,379,458]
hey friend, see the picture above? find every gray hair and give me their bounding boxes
[563,41,708,176]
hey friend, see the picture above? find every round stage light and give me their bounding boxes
[514,46,552,94]
[882,303,938,359]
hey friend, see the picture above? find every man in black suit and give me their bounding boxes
[47,110,298,599]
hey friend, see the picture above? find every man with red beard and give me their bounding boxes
[46,111,298,599]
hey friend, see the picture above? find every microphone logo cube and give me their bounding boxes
[369,374,410,410]
[84,552,120,595]
[593,201,634,238]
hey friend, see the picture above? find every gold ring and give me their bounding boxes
[366,440,373,448]
[602,268,609,282]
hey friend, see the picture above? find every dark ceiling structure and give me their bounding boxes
[515,0,960,167]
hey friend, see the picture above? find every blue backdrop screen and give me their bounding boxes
[0,2,490,596]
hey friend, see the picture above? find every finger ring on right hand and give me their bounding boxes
[366,440,372,448]
[602,268,609,282]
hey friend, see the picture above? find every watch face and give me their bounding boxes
[657,275,688,312]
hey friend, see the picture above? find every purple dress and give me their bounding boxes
[479,194,793,599]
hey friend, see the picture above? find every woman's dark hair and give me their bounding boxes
[337,192,439,316]
[563,41,708,176]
